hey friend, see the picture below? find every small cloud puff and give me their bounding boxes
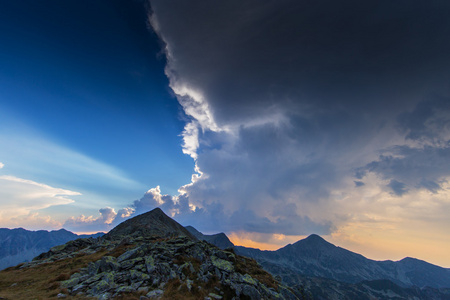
[0,162,4,169]
[64,207,118,233]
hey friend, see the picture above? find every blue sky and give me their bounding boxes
[0,0,194,215]
[0,1,194,226]
[1,0,450,267]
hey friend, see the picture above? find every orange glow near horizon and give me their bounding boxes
[228,232,307,251]
[74,231,106,235]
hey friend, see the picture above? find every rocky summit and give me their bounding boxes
[0,208,299,300]
[105,207,196,241]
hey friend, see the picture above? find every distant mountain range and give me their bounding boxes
[233,234,450,289]
[0,227,103,270]
[1,211,450,299]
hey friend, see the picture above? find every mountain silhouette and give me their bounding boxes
[185,225,234,249]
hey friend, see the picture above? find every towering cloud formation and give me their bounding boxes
[146,0,450,243]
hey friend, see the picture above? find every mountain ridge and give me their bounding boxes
[0,227,103,270]
[185,225,234,249]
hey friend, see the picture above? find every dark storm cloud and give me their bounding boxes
[387,180,408,196]
[360,144,450,194]
[151,0,450,125]
[359,95,450,195]
[148,0,450,235]
[398,96,450,142]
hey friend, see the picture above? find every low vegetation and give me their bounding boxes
[0,250,107,299]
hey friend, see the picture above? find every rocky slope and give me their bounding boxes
[0,208,299,300]
[0,227,103,270]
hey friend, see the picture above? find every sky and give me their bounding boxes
[1,0,450,267]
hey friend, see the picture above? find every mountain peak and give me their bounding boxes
[305,234,325,241]
[277,234,335,255]
[149,207,164,214]
[105,207,196,240]
[294,234,331,248]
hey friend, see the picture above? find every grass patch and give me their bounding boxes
[0,250,107,299]
[113,291,147,300]
[162,278,207,300]
[160,275,234,300]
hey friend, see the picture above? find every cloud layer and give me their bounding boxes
[146,0,450,236]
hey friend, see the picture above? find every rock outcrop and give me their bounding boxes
[52,236,297,299]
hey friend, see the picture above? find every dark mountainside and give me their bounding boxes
[185,225,234,250]
[234,234,450,289]
[0,208,299,300]
[0,227,103,270]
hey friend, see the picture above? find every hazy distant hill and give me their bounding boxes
[0,227,103,270]
[185,225,234,249]
[234,234,450,289]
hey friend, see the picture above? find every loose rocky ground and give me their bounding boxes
[1,234,299,299]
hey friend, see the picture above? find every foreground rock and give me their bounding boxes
[52,236,297,299]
